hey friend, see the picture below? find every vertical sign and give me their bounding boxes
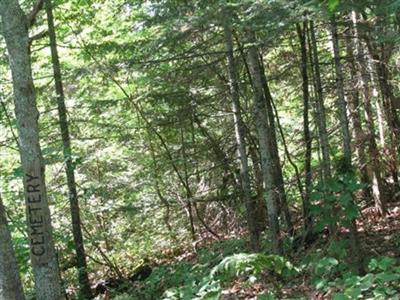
[24,167,52,265]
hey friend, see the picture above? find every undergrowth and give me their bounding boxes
[108,238,400,300]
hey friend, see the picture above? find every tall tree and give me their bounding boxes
[0,1,64,299]
[352,11,387,215]
[0,195,25,300]
[344,16,372,200]
[330,15,351,172]
[44,0,93,298]
[223,4,260,252]
[330,13,363,273]
[309,21,331,181]
[259,58,294,236]
[309,20,338,235]
[296,21,313,234]
[364,36,399,186]
[247,30,282,254]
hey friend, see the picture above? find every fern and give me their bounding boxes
[210,253,298,282]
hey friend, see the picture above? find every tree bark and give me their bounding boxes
[0,195,25,300]
[0,1,64,299]
[330,15,352,172]
[344,18,372,200]
[248,137,268,232]
[44,0,93,298]
[258,57,294,236]
[247,30,282,254]
[352,11,387,215]
[309,21,338,235]
[375,50,399,184]
[309,21,331,181]
[223,8,260,252]
[296,21,313,234]
[362,15,399,185]
[330,14,363,274]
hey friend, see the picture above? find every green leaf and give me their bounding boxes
[375,272,400,282]
[314,278,328,290]
[12,166,23,178]
[257,292,276,300]
[328,0,340,11]
[368,259,379,272]
[359,273,374,291]
[384,287,398,296]
[314,257,339,276]
[377,257,396,271]
[333,293,348,300]
[345,286,362,298]
[201,290,221,300]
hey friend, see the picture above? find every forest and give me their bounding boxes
[0,0,400,299]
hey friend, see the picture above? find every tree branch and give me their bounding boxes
[29,30,48,46]
[27,0,44,27]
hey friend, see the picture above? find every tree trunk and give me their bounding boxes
[247,30,282,254]
[344,18,372,200]
[0,1,64,299]
[248,138,268,232]
[0,195,25,300]
[366,49,385,148]
[330,15,352,172]
[330,14,363,274]
[376,50,399,184]
[352,11,387,215]
[309,21,337,235]
[258,57,294,236]
[362,18,399,185]
[223,8,260,251]
[309,21,331,181]
[44,0,93,298]
[296,21,313,234]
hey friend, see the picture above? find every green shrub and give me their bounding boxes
[310,174,362,232]
[314,257,400,299]
[210,253,297,282]
[131,252,298,300]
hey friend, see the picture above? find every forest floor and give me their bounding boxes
[218,201,400,299]
[94,201,400,300]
